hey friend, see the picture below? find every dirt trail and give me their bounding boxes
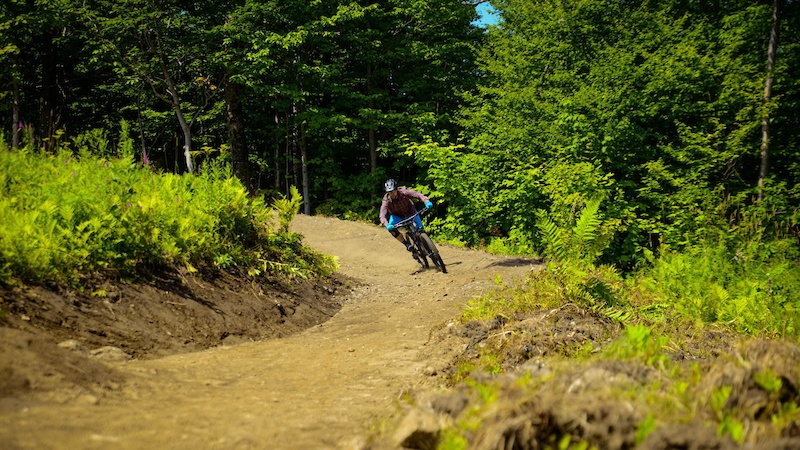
[1,214,537,450]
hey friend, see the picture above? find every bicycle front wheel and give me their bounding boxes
[419,232,447,273]
[411,235,429,269]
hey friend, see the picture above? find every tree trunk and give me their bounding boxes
[151,29,194,173]
[289,107,298,198]
[39,31,59,147]
[163,78,193,173]
[175,104,194,173]
[367,62,378,172]
[136,83,149,165]
[275,112,281,191]
[758,0,780,203]
[12,70,20,149]
[369,128,377,172]
[224,75,252,191]
[300,120,310,215]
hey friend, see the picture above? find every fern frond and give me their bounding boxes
[536,211,567,260]
[593,304,633,324]
[572,197,603,260]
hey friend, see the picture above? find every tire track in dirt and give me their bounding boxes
[1,214,537,450]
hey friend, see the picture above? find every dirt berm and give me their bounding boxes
[0,213,539,449]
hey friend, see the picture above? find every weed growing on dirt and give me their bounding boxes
[461,262,628,325]
[633,245,800,338]
[426,326,800,449]
[602,324,668,367]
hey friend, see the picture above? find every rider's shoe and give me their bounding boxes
[404,242,413,252]
[412,251,424,268]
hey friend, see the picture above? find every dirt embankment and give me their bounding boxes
[5,214,798,450]
[0,214,538,449]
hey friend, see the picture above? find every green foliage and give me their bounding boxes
[453,360,478,385]
[445,0,800,270]
[603,324,669,367]
[479,352,504,376]
[437,430,469,450]
[272,185,302,234]
[407,136,543,249]
[633,201,800,338]
[536,197,609,265]
[72,129,111,157]
[754,369,782,396]
[635,414,657,445]
[771,402,800,433]
[314,170,387,222]
[0,140,336,285]
[483,233,534,256]
[461,261,629,325]
[117,120,136,161]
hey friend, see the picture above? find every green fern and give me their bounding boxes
[0,139,334,285]
[536,211,567,260]
[595,304,633,323]
[572,198,605,262]
[536,197,608,265]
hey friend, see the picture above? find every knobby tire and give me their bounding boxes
[419,232,447,273]
[413,236,429,269]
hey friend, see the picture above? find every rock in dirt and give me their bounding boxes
[89,346,131,361]
[58,340,89,355]
[392,408,442,449]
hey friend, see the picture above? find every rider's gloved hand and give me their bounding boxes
[425,201,433,209]
[386,224,394,231]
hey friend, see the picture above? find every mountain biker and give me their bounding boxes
[379,179,433,255]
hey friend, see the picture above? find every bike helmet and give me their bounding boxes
[384,178,397,192]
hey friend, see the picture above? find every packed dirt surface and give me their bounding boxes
[0,214,539,449]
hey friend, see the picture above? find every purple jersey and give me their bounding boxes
[379,187,430,226]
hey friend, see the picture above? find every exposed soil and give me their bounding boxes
[3,214,799,450]
[0,214,539,449]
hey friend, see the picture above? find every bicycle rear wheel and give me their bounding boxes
[419,232,447,273]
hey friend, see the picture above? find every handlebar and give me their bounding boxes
[393,207,429,229]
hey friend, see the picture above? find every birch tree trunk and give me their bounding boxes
[149,31,194,173]
[169,85,194,174]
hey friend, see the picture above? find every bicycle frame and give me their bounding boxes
[394,209,429,267]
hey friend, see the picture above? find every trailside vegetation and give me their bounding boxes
[0,135,336,287]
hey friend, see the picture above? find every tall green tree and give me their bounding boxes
[226,0,480,213]
[428,0,800,266]
[0,0,89,146]
[83,0,227,173]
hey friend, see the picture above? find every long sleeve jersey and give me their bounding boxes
[379,187,430,226]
